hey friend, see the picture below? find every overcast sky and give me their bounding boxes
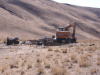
[53,0,100,8]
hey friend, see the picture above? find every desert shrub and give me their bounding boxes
[37,58,42,63]
[27,64,32,69]
[62,49,67,53]
[71,54,77,63]
[44,60,51,68]
[51,66,69,75]
[54,49,59,52]
[79,55,91,67]
[10,64,18,69]
[48,47,53,51]
[97,57,100,66]
[20,70,25,75]
[37,67,45,75]
[79,60,91,67]
[1,65,9,73]
[90,68,97,74]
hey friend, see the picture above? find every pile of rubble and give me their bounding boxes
[6,37,74,46]
[29,38,68,46]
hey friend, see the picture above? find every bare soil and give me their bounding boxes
[0,0,100,40]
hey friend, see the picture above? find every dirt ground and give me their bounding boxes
[0,40,100,75]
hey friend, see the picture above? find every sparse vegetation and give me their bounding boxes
[51,66,68,75]
[62,48,67,53]
[27,64,32,69]
[90,68,97,74]
[71,54,77,63]
[20,70,25,75]
[79,60,91,67]
[0,40,100,75]
[48,47,53,51]
[79,55,91,67]
[97,57,100,66]
[1,65,9,73]
[54,49,59,52]
[9,63,18,69]
[37,67,45,75]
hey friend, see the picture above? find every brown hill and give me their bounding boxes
[0,0,100,40]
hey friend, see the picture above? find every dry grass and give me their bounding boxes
[54,49,59,52]
[0,65,9,73]
[79,60,91,67]
[46,54,53,59]
[71,54,77,63]
[97,57,100,66]
[4,56,10,60]
[48,47,53,51]
[88,46,97,52]
[44,60,51,68]
[21,60,27,67]
[37,67,45,75]
[0,40,100,75]
[51,65,69,75]
[37,58,42,63]
[79,55,91,67]
[85,53,92,57]
[62,48,67,53]
[9,63,18,69]
[27,64,32,69]
[75,46,84,54]
[20,70,25,75]
[76,68,83,74]
[90,68,97,74]
[10,49,17,52]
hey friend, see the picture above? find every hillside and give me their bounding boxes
[0,0,100,40]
